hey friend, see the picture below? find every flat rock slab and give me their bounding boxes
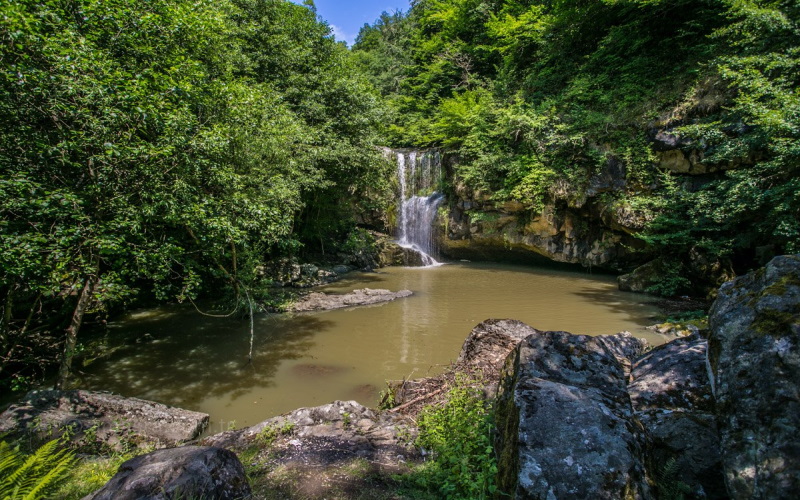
[495,330,650,499]
[85,446,250,500]
[708,254,800,499]
[289,288,412,312]
[0,390,209,450]
[202,400,420,499]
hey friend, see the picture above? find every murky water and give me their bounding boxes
[76,262,665,432]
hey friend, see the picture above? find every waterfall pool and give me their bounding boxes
[74,262,667,432]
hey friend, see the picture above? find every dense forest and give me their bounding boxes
[1,0,799,393]
[0,0,394,392]
[353,0,799,290]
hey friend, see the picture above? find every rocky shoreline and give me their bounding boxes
[1,255,797,499]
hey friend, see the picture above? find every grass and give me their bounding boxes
[52,452,137,499]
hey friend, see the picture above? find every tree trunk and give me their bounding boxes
[54,270,96,390]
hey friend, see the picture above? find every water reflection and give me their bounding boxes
[78,262,666,428]
[76,311,333,412]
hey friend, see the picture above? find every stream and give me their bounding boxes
[75,262,666,433]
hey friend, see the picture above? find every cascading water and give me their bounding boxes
[394,150,444,266]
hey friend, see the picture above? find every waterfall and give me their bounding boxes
[394,150,444,266]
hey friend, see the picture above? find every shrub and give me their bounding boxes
[411,373,498,499]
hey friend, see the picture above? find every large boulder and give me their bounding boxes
[629,334,725,499]
[85,446,250,500]
[708,254,800,499]
[390,319,541,414]
[495,330,650,499]
[456,319,542,380]
[0,390,208,451]
[618,259,665,293]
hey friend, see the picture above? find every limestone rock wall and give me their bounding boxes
[432,148,659,271]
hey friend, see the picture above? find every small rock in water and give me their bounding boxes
[289,288,413,312]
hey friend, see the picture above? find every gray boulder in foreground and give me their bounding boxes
[0,390,208,450]
[84,446,250,500]
[629,334,725,499]
[289,288,412,312]
[708,254,800,499]
[495,329,650,499]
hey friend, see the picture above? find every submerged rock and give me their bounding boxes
[494,329,650,499]
[289,288,412,312]
[629,334,725,499]
[85,446,250,500]
[0,390,208,451]
[708,254,800,499]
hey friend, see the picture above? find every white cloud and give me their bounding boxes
[330,24,356,46]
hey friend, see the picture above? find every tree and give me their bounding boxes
[0,0,329,389]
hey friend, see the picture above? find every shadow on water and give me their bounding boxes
[75,307,334,410]
[322,270,390,289]
[570,287,660,326]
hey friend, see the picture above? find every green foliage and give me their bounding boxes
[409,374,498,499]
[0,439,75,500]
[53,451,137,500]
[665,310,707,324]
[355,0,800,290]
[0,0,389,387]
[378,384,397,410]
[654,457,692,500]
[646,270,693,298]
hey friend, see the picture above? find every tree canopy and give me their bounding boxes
[0,0,390,390]
[353,0,800,292]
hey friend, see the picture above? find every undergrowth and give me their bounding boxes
[0,438,75,499]
[399,373,498,499]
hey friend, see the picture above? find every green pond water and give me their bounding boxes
[75,262,667,433]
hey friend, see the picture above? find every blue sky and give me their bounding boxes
[289,0,411,45]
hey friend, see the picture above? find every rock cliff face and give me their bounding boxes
[428,104,748,277]
[437,172,649,270]
[708,254,800,499]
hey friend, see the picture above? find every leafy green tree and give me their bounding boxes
[229,0,392,252]
[0,0,389,389]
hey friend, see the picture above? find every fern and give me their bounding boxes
[655,457,692,500]
[0,439,76,500]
